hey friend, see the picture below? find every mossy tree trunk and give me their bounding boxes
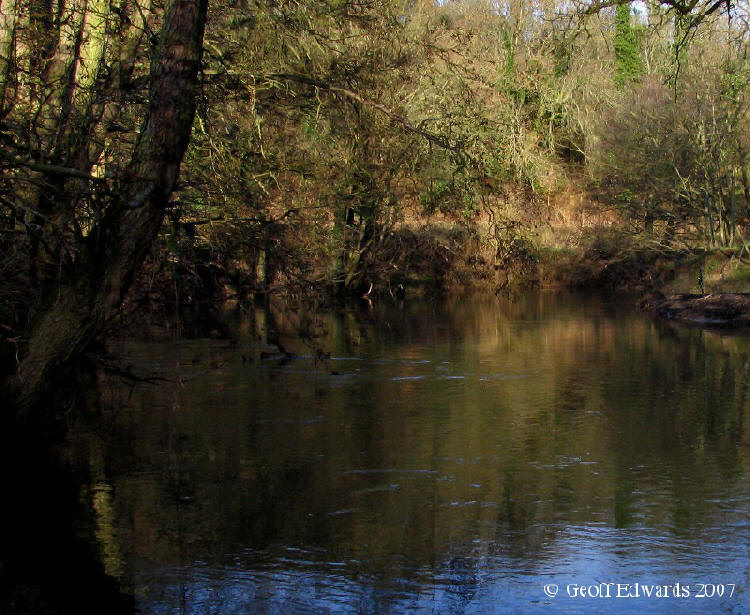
[9,0,208,413]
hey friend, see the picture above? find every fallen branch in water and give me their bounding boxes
[640,292,750,327]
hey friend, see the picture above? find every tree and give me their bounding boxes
[587,8,750,247]
[614,3,645,86]
[1,0,209,412]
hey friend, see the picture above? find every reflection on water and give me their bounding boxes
[91,293,750,613]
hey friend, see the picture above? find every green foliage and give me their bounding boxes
[719,60,750,103]
[461,193,479,221]
[617,188,636,204]
[420,180,453,213]
[614,3,645,87]
[301,115,318,138]
[554,38,572,78]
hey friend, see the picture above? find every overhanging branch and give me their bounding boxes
[268,73,472,165]
[582,0,728,18]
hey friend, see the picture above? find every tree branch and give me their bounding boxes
[582,0,727,18]
[0,149,109,183]
[268,73,472,164]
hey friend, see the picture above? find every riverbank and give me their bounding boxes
[117,221,750,340]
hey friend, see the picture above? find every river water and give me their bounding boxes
[91,293,750,614]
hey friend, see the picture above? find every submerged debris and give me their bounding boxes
[640,292,750,327]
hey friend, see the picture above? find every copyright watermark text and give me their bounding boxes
[543,582,737,600]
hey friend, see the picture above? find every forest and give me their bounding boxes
[1,0,750,408]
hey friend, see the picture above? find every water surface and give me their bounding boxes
[95,293,750,613]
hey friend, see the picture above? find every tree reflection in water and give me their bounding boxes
[18,293,750,614]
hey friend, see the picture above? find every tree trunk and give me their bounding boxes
[35,0,88,152]
[0,0,16,113]
[9,0,208,413]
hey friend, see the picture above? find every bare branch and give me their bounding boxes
[0,150,108,183]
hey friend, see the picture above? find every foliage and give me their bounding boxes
[4,0,750,407]
[588,13,750,250]
[614,3,645,87]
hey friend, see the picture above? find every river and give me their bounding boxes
[85,292,750,613]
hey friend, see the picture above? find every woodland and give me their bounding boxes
[2,0,750,409]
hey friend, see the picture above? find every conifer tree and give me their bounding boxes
[614,3,645,87]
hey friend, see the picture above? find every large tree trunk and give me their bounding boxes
[10,0,208,413]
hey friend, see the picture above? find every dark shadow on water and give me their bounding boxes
[0,393,133,614]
